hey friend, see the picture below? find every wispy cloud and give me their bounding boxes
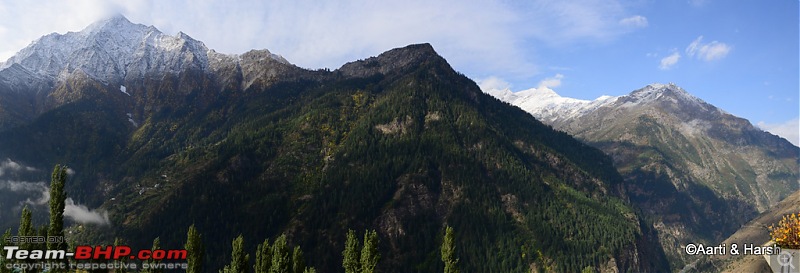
[477,76,512,92]
[659,52,681,70]
[537,74,564,89]
[686,36,731,61]
[0,158,37,176]
[64,198,111,225]
[0,178,110,225]
[619,15,648,28]
[757,118,800,146]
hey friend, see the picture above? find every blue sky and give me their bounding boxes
[0,0,797,144]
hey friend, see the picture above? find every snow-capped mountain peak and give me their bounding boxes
[620,83,710,111]
[81,14,140,35]
[482,82,723,126]
[0,15,290,86]
[484,85,616,124]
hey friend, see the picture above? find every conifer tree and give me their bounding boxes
[1,228,11,273]
[254,238,271,273]
[47,165,68,273]
[113,238,127,273]
[291,246,305,273]
[18,207,33,251]
[185,225,204,273]
[142,237,163,273]
[360,230,379,273]
[342,229,360,273]
[220,235,249,273]
[269,235,289,273]
[47,165,67,251]
[441,226,459,273]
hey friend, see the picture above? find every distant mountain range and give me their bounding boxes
[485,83,799,269]
[0,16,677,272]
[1,15,797,273]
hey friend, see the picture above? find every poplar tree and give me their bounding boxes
[185,225,204,273]
[441,226,459,273]
[18,207,33,251]
[47,165,67,252]
[221,235,249,273]
[113,238,127,273]
[269,235,289,273]
[342,229,360,273]
[254,238,271,273]
[1,228,11,273]
[142,237,162,273]
[291,246,305,273]
[360,230,379,273]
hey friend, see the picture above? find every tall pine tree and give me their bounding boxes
[142,237,163,273]
[113,238,127,273]
[269,235,289,273]
[441,226,459,273]
[291,246,305,273]
[1,229,11,273]
[47,165,68,272]
[185,225,204,273]
[220,235,249,273]
[254,238,271,273]
[18,207,33,251]
[360,230,379,273]
[342,229,360,273]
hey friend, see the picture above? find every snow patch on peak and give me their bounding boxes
[119,85,129,96]
[484,86,616,124]
[596,95,614,101]
[82,14,136,35]
[625,83,709,110]
[0,15,292,88]
[646,83,672,90]
[483,87,516,102]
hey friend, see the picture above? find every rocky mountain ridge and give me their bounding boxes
[0,16,670,272]
[485,83,799,270]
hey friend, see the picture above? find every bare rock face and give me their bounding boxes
[338,43,439,78]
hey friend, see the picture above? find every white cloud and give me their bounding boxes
[758,118,800,147]
[537,74,564,89]
[619,15,648,28]
[0,158,37,176]
[659,52,681,70]
[519,0,642,44]
[64,198,111,225]
[0,180,46,192]
[1,179,110,225]
[477,76,512,92]
[0,180,49,207]
[686,36,731,61]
